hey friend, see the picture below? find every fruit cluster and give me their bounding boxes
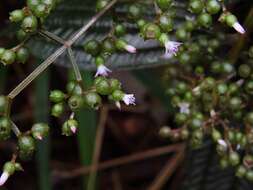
[0,0,61,66]
[0,0,250,185]
[159,42,253,180]
[49,77,135,136]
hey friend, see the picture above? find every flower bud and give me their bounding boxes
[31,123,50,140]
[51,103,64,117]
[159,126,171,138]
[21,16,38,33]
[18,135,35,158]
[62,119,78,136]
[0,162,15,186]
[9,9,25,23]
[49,90,65,103]
[228,151,240,166]
[68,95,84,111]
[0,117,11,141]
[84,92,102,109]
[95,77,111,95]
[16,47,29,64]
[1,50,16,65]
[83,40,101,56]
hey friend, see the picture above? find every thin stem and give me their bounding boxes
[11,121,21,137]
[7,0,118,99]
[38,30,66,45]
[67,48,82,82]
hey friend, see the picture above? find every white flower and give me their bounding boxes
[125,45,137,53]
[164,41,182,58]
[218,139,228,149]
[122,94,136,106]
[0,172,9,186]
[233,22,245,34]
[95,64,111,77]
[178,102,190,114]
[115,101,121,109]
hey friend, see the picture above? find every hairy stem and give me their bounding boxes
[67,48,82,82]
[38,30,66,45]
[7,0,118,99]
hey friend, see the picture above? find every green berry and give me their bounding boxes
[115,24,126,37]
[9,9,25,22]
[62,119,78,136]
[0,117,11,141]
[179,52,191,64]
[102,38,116,55]
[217,83,228,94]
[21,16,38,33]
[16,47,29,64]
[34,3,48,18]
[189,117,203,130]
[176,28,188,41]
[219,157,229,169]
[225,14,237,27]
[142,23,161,39]
[49,90,65,103]
[16,29,28,42]
[188,0,204,14]
[95,78,111,95]
[27,0,40,10]
[159,14,173,32]
[180,128,190,140]
[18,135,35,156]
[184,20,195,32]
[244,81,253,94]
[3,162,16,175]
[68,95,84,111]
[31,123,50,140]
[212,128,222,142]
[83,40,101,56]
[14,163,23,171]
[159,126,171,138]
[0,96,7,113]
[1,50,16,65]
[155,0,172,11]
[0,48,5,58]
[236,165,247,178]
[109,79,121,91]
[66,81,83,95]
[228,151,240,166]
[96,0,109,11]
[111,90,124,102]
[238,64,251,78]
[245,112,253,125]
[206,0,221,14]
[51,103,64,117]
[249,46,253,58]
[198,13,212,28]
[128,4,142,20]
[84,92,102,109]
[246,171,253,181]
[228,97,242,110]
[175,113,188,125]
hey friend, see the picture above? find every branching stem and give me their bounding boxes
[7,0,118,99]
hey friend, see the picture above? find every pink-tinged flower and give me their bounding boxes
[164,41,182,58]
[218,139,228,149]
[95,64,111,77]
[178,102,190,114]
[36,135,43,140]
[125,45,137,53]
[122,94,136,106]
[233,22,245,34]
[70,126,77,134]
[0,172,9,186]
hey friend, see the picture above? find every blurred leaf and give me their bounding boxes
[35,60,52,190]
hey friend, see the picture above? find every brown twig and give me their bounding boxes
[52,143,185,180]
[147,145,185,190]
